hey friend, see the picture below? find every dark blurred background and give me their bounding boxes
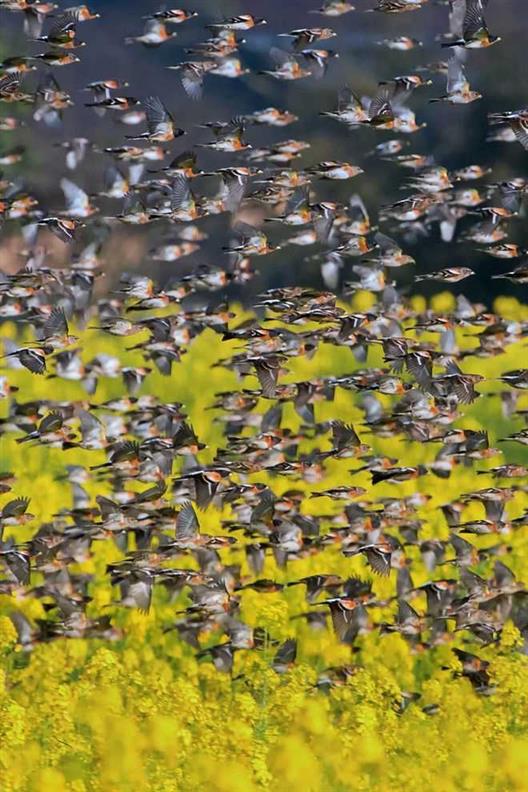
[0,0,527,305]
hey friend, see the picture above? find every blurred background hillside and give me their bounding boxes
[0,0,527,304]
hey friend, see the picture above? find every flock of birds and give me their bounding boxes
[0,0,527,694]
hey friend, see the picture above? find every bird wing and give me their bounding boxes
[511,118,528,151]
[176,501,200,540]
[463,0,488,38]
[374,231,400,254]
[78,409,106,448]
[144,95,170,134]
[369,85,394,122]
[170,174,192,209]
[1,497,30,518]
[447,57,468,94]
[449,0,467,39]
[181,66,204,101]
[222,171,248,212]
[60,178,90,214]
[43,306,69,339]
[48,10,78,38]
[253,359,279,398]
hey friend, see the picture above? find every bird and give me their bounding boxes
[1,345,53,375]
[60,178,97,218]
[126,96,184,142]
[415,267,475,283]
[429,56,482,104]
[278,27,336,50]
[125,19,176,46]
[442,0,500,48]
[207,15,267,31]
[145,9,198,24]
[488,109,528,151]
[260,48,312,81]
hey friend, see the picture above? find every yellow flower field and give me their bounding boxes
[1,291,528,792]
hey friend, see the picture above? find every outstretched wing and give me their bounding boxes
[144,95,171,134]
[43,306,69,339]
[176,501,200,540]
[463,0,489,38]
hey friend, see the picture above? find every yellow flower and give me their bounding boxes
[0,616,17,656]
